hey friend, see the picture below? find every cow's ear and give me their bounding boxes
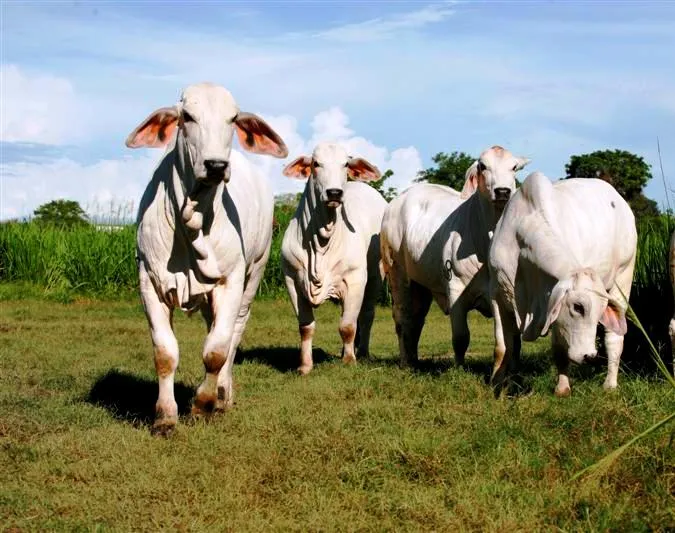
[541,279,571,336]
[234,112,288,158]
[346,157,381,182]
[513,156,531,171]
[283,156,312,179]
[599,296,627,336]
[125,107,179,148]
[461,161,480,199]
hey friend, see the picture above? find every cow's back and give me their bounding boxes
[549,178,636,281]
[382,183,464,292]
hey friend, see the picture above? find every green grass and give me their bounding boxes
[1,297,673,531]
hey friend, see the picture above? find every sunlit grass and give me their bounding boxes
[1,298,673,531]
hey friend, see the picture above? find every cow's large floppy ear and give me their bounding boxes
[460,161,480,199]
[234,112,288,158]
[599,295,628,336]
[540,279,572,337]
[346,157,381,182]
[125,107,179,148]
[283,156,312,179]
[514,156,531,171]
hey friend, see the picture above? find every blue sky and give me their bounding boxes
[2,0,674,220]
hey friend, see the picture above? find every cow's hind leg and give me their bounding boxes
[406,281,433,364]
[192,274,244,417]
[388,263,431,367]
[139,263,179,436]
[450,303,470,367]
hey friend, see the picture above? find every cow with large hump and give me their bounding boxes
[488,171,637,397]
[281,142,387,374]
[380,145,530,367]
[125,82,288,435]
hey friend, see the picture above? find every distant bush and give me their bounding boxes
[621,214,674,373]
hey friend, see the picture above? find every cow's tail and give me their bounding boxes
[379,230,394,276]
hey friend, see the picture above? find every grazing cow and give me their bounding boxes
[670,230,675,364]
[380,145,530,366]
[281,142,387,374]
[125,82,288,435]
[489,171,637,396]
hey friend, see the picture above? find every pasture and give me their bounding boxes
[1,294,673,531]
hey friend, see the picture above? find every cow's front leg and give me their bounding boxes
[284,273,316,375]
[602,329,624,391]
[490,298,520,397]
[139,264,179,436]
[192,276,244,417]
[340,275,367,365]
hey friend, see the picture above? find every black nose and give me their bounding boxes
[204,159,228,176]
[494,187,511,201]
[326,188,343,201]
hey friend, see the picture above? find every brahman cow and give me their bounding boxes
[380,146,530,366]
[281,142,387,374]
[125,82,288,434]
[489,171,637,396]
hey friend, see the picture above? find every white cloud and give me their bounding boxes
[0,65,85,145]
[313,3,456,42]
[1,107,423,220]
[1,153,163,221]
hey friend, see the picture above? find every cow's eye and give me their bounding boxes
[477,162,486,172]
[573,303,585,316]
[512,163,519,171]
[183,111,195,123]
[312,161,320,169]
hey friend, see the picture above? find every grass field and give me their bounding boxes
[1,296,674,531]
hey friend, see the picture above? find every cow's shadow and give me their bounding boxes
[235,346,333,373]
[85,369,194,427]
[371,349,562,397]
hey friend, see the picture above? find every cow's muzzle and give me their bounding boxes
[203,159,229,185]
[325,188,343,208]
[494,187,511,202]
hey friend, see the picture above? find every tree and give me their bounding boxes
[414,151,475,192]
[371,169,398,202]
[33,199,89,227]
[565,149,651,198]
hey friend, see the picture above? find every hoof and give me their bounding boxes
[602,381,618,391]
[191,392,216,417]
[297,364,313,376]
[214,386,234,413]
[554,386,571,398]
[151,418,176,437]
[342,354,357,365]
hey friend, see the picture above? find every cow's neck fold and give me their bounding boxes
[301,180,343,297]
[172,132,222,282]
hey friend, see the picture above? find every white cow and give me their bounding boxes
[670,230,675,363]
[125,83,288,435]
[380,146,530,366]
[489,171,637,396]
[281,142,387,374]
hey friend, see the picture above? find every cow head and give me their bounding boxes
[541,269,627,364]
[283,142,380,209]
[461,145,530,212]
[125,82,288,186]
